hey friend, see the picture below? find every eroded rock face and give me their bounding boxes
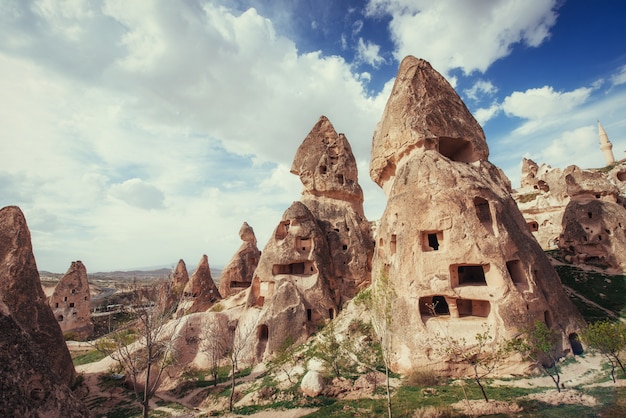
[171,259,189,295]
[49,260,93,339]
[177,255,221,315]
[0,301,91,417]
[247,202,339,358]
[292,116,374,301]
[369,57,583,375]
[0,206,76,386]
[370,56,489,195]
[218,222,261,298]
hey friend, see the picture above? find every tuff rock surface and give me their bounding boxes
[291,116,374,301]
[0,205,76,386]
[0,301,92,417]
[177,255,221,315]
[49,260,93,339]
[218,222,261,297]
[514,160,626,271]
[369,57,583,374]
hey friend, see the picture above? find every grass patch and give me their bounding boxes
[72,349,106,366]
[554,264,626,320]
[517,191,541,203]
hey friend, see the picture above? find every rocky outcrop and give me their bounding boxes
[291,116,374,301]
[177,255,221,315]
[218,222,261,297]
[369,57,583,375]
[0,206,76,386]
[0,301,91,417]
[49,260,93,339]
[171,259,189,295]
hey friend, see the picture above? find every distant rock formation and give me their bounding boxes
[514,159,626,271]
[242,116,374,360]
[218,222,261,297]
[171,259,190,294]
[49,260,93,339]
[0,301,92,417]
[0,206,76,386]
[369,57,583,374]
[177,255,221,315]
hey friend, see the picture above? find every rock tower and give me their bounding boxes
[218,222,261,297]
[0,206,76,386]
[49,260,93,339]
[369,57,583,374]
[246,116,373,359]
[177,255,221,315]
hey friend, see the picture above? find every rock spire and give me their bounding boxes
[369,56,583,374]
[0,206,76,386]
[177,255,221,315]
[49,260,93,339]
[218,222,261,298]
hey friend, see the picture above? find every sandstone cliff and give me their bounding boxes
[0,205,76,386]
[369,57,583,374]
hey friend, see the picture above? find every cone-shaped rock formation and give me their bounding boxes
[177,255,221,315]
[369,57,583,374]
[0,206,76,386]
[218,222,261,297]
[49,260,93,339]
[291,116,374,301]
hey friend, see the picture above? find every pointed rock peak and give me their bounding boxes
[370,56,489,190]
[171,259,189,289]
[239,221,257,244]
[195,254,211,274]
[291,116,363,204]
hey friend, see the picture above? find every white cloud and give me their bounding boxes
[365,0,559,76]
[611,64,626,87]
[464,80,497,102]
[474,103,501,126]
[109,178,165,210]
[502,86,592,121]
[356,37,386,68]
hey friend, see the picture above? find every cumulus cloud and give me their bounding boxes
[365,0,559,76]
[474,103,501,126]
[464,80,498,102]
[502,86,593,121]
[611,64,626,87]
[109,178,165,210]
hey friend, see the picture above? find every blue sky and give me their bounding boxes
[1,0,626,273]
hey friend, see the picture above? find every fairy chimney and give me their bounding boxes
[247,202,339,359]
[218,222,261,297]
[177,255,221,315]
[291,116,374,301]
[369,57,583,375]
[0,206,76,386]
[49,260,93,339]
[171,259,189,294]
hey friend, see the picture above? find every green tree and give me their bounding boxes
[439,325,502,402]
[316,321,349,378]
[581,320,626,383]
[371,268,394,418]
[507,320,563,392]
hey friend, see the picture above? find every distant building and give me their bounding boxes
[599,121,616,165]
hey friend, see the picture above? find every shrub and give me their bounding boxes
[405,368,442,387]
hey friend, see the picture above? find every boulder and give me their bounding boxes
[49,260,93,339]
[0,206,76,386]
[300,370,324,397]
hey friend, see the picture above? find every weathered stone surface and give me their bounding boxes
[369,59,583,375]
[0,301,91,417]
[247,202,339,359]
[0,206,76,386]
[370,56,489,195]
[49,260,93,339]
[177,255,221,315]
[293,116,374,301]
[218,222,261,297]
[171,259,189,295]
[564,165,619,202]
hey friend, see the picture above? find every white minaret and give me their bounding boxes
[598,121,615,165]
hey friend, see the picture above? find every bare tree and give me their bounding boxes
[96,284,182,418]
[225,320,255,412]
[199,316,230,386]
